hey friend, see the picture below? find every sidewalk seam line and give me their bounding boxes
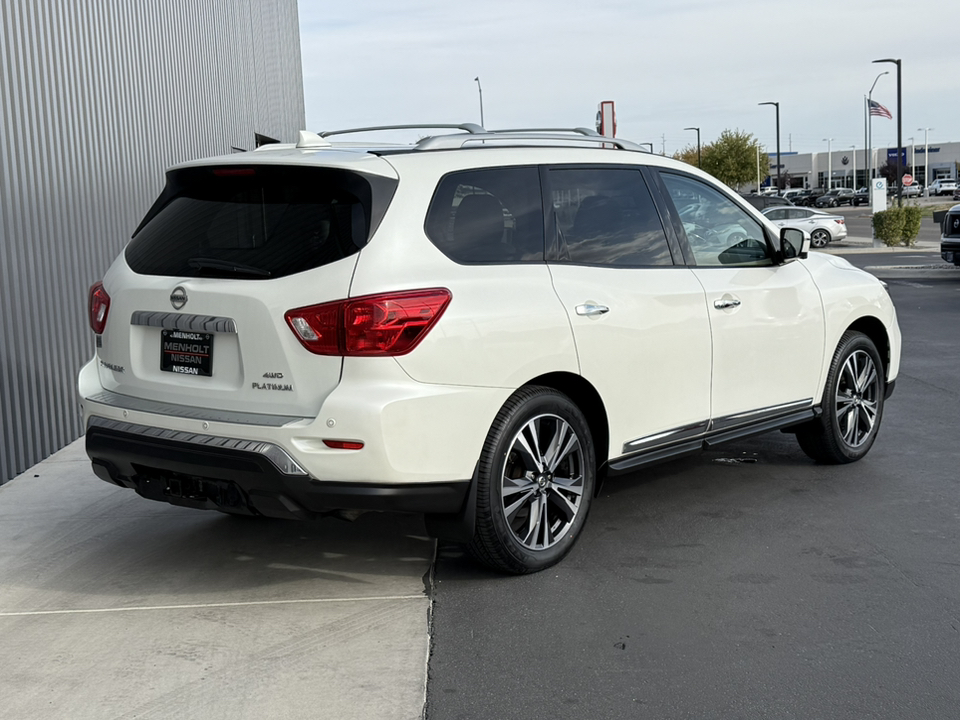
[0,594,427,617]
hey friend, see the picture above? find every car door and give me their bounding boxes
[544,166,712,461]
[656,171,825,428]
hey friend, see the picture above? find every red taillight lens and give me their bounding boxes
[323,440,365,450]
[836,218,845,225]
[285,288,452,357]
[88,281,110,334]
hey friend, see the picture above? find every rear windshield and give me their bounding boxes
[125,165,396,279]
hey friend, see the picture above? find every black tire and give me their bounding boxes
[796,331,885,464]
[468,386,595,574]
[810,229,831,248]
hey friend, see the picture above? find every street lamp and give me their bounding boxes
[849,145,857,190]
[873,58,902,206]
[823,138,833,189]
[908,137,915,185]
[918,127,932,195]
[758,101,781,190]
[474,76,484,127]
[683,127,701,168]
[865,70,888,183]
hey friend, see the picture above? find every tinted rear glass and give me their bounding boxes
[126,165,394,279]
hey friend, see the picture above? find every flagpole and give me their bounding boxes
[867,71,888,182]
[864,96,869,187]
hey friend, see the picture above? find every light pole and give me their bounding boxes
[918,127,932,194]
[758,101,780,190]
[474,76,484,127]
[873,58,902,206]
[849,145,857,189]
[823,138,833,189]
[908,137,915,187]
[866,70,888,183]
[683,127,701,168]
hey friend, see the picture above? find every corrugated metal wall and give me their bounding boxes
[0,0,305,482]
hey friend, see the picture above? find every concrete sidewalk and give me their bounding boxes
[820,235,942,254]
[0,439,434,720]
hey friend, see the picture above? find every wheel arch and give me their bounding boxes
[524,371,609,472]
[845,315,891,376]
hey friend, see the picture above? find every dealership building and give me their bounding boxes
[0,0,305,482]
[766,142,960,190]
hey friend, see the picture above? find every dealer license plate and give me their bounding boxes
[161,330,214,376]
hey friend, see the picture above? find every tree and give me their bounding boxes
[672,145,700,168]
[700,129,765,189]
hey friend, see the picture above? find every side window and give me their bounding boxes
[547,168,672,266]
[766,208,786,221]
[660,172,773,267]
[424,167,543,263]
[787,208,808,220]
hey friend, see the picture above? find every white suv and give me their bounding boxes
[79,125,901,574]
[929,178,957,196]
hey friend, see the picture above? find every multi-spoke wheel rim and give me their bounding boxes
[500,413,585,551]
[812,230,829,247]
[835,349,881,448]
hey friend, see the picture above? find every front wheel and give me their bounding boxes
[468,386,595,574]
[796,331,885,464]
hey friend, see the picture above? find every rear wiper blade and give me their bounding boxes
[187,257,271,277]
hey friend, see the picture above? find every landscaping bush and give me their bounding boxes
[872,207,906,247]
[901,205,924,246]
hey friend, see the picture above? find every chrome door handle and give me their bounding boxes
[575,303,609,316]
[713,298,741,310]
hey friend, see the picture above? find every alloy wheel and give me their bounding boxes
[500,413,585,550]
[835,349,880,448]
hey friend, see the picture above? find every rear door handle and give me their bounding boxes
[575,303,610,316]
[713,298,741,310]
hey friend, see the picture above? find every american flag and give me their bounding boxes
[869,99,892,119]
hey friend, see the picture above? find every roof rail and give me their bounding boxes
[489,127,601,137]
[414,132,646,152]
[320,123,485,138]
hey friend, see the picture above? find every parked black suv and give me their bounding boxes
[941,204,960,266]
[792,189,822,207]
[740,193,794,211]
[815,189,855,208]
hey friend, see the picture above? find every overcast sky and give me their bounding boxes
[298,1,956,157]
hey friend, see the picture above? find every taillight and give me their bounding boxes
[285,288,452,357]
[836,218,845,225]
[88,281,110,334]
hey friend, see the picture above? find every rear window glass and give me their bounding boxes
[126,165,395,279]
[425,167,544,263]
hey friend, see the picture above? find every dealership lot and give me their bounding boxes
[2,248,958,719]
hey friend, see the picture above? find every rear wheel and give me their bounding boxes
[796,331,885,464]
[810,229,831,248]
[468,386,595,574]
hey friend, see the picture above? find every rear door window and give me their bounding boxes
[424,167,544,263]
[125,165,396,279]
[546,167,673,266]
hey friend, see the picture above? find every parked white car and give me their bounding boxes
[762,206,848,248]
[928,179,957,196]
[79,125,901,574]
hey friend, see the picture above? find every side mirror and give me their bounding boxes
[780,227,810,261]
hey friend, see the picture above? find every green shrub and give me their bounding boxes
[872,207,906,247]
[901,205,924,246]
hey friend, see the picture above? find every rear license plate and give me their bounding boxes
[161,330,214,376]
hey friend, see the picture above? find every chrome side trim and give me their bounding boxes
[86,390,308,427]
[623,420,709,455]
[131,311,237,334]
[86,416,308,476]
[709,399,814,433]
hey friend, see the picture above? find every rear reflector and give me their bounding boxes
[286,288,452,357]
[88,281,110,334]
[323,440,365,450]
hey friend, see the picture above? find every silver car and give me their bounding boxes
[762,206,848,248]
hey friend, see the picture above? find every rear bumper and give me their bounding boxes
[86,419,470,519]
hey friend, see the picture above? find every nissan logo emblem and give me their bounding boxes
[170,286,188,310]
